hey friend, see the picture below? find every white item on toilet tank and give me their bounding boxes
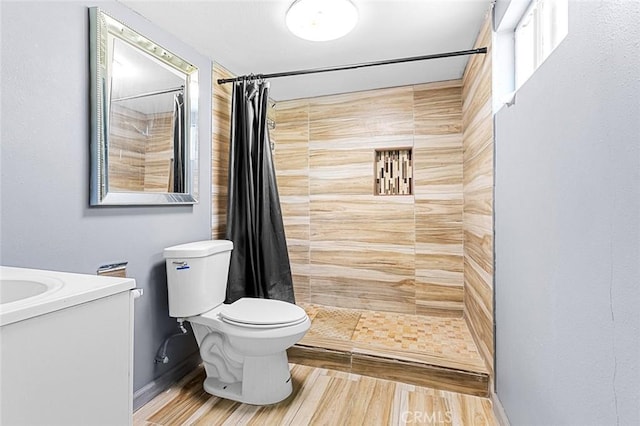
[164,240,233,318]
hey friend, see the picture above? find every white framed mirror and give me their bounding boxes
[89,7,199,205]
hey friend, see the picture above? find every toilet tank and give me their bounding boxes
[163,240,233,318]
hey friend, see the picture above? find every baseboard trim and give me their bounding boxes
[491,390,510,426]
[133,352,201,412]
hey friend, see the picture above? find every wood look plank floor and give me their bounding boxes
[134,364,496,426]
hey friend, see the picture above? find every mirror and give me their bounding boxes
[89,7,199,205]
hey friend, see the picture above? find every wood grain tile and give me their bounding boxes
[310,197,415,244]
[291,304,489,399]
[351,353,489,398]
[142,113,174,192]
[414,81,463,136]
[309,277,415,315]
[304,305,361,343]
[135,364,497,426]
[268,82,468,318]
[287,346,352,373]
[276,172,309,197]
[190,397,241,425]
[311,242,415,277]
[291,273,310,304]
[271,102,311,306]
[415,197,464,317]
[462,16,494,376]
[351,311,485,372]
[271,83,464,316]
[145,368,211,425]
[274,148,309,172]
[211,63,234,239]
[308,242,415,314]
[309,86,414,139]
[109,106,176,193]
[132,365,204,422]
[308,149,377,196]
[414,134,463,201]
[348,376,396,425]
[415,282,464,316]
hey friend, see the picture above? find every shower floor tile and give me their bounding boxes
[292,303,489,397]
[352,310,487,372]
[307,306,360,342]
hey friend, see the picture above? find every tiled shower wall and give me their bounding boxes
[109,105,174,192]
[211,64,233,239]
[271,81,465,316]
[143,113,175,192]
[109,105,146,191]
[462,17,494,374]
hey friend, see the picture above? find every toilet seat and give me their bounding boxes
[220,298,307,327]
[221,315,308,329]
[192,298,308,330]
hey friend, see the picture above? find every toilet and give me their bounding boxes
[163,240,310,405]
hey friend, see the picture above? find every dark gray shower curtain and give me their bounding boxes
[225,80,295,304]
[172,92,185,193]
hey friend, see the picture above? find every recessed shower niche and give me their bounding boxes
[374,148,413,196]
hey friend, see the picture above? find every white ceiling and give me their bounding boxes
[120,0,492,101]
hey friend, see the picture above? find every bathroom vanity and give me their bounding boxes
[0,266,139,425]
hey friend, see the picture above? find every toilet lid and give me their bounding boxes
[220,298,307,326]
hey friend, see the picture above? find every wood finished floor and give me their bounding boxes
[134,364,497,426]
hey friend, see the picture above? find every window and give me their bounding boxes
[515,0,568,88]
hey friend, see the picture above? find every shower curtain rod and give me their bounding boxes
[216,47,487,85]
[112,85,184,103]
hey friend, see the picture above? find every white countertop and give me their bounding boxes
[0,266,136,326]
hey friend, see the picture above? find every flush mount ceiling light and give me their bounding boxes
[286,0,358,42]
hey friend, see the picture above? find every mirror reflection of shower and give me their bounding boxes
[123,121,150,138]
[108,37,186,193]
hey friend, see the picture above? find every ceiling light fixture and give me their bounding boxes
[285,0,358,42]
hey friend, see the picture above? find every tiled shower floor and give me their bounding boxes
[289,304,489,397]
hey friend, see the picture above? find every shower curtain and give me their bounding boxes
[172,92,185,193]
[225,80,295,304]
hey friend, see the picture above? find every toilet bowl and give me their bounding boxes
[164,240,310,405]
[188,299,310,404]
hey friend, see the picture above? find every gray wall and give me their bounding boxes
[0,1,212,395]
[493,0,512,28]
[494,1,639,425]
